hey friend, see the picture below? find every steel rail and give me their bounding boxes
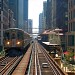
[36,41,54,75]
[39,45,60,75]
[0,57,18,75]
[36,44,42,75]
[35,42,38,75]
[12,44,32,75]
[3,56,22,75]
[27,52,32,75]
[38,43,68,75]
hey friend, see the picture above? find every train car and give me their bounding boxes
[41,29,62,45]
[3,28,31,56]
[40,29,63,53]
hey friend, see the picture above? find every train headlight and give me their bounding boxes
[7,42,10,45]
[17,41,20,45]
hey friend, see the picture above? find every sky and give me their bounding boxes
[28,0,47,33]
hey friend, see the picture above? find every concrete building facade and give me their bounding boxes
[0,0,9,46]
[46,0,68,32]
[8,0,28,31]
[66,0,75,60]
[46,0,68,52]
[18,0,24,29]
[46,0,51,29]
[56,0,68,32]
[46,0,56,29]
[8,9,15,28]
[28,19,32,34]
[9,0,18,27]
[39,13,44,33]
[18,0,28,32]
[43,1,47,30]
[23,0,28,32]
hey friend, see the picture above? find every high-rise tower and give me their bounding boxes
[18,0,24,29]
[39,13,44,33]
[46,0,68,32]
[9,0,18,27]
[0,0,9,45]
[23,0,28,32]
[66,0,75,62]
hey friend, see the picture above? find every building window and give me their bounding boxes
[0,23,1,29]
[68,23,71,32]
[65,21,68,25]
[68,23,72,32]
[0,3,1,7]
[70,0,73,8]
[69,12,70,20]
[73,0,75,5]
[65,12,68,17]
[71,11,72,19]
[0,31,1,37]
[73,22,75,31]
[68,35,74,46]
[69,2,70,9]
[73,10,75,18]
[0,16,1,21]
[71,23,72,31]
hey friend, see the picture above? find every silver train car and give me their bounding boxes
[3,28,31,50]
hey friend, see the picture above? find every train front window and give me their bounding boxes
[12,33,15,39]
[17,31,23,39]
[42,35,48,42]
[4,32,10,39]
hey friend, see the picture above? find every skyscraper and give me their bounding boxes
[46,0,68,32]
[18,0,24,29]
[46,0,52,29]
[46,0,56,29]
[9,0,18,27]
[0,0,9,45]
[66,0,75,60]
[28,19,33,34]
[39,13,43,33]
[56,0,68,32]
[43,1,47,30]
[46,0,68,52]
[23,0,28,32]
[18,0,28,32]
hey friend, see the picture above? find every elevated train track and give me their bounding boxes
[0,40,69,75]
[0,56,22,75]
[27,40,68,75]
[32,40,68,75]
[12,44,32,75]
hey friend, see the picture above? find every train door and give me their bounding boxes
[11,32,16,47]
